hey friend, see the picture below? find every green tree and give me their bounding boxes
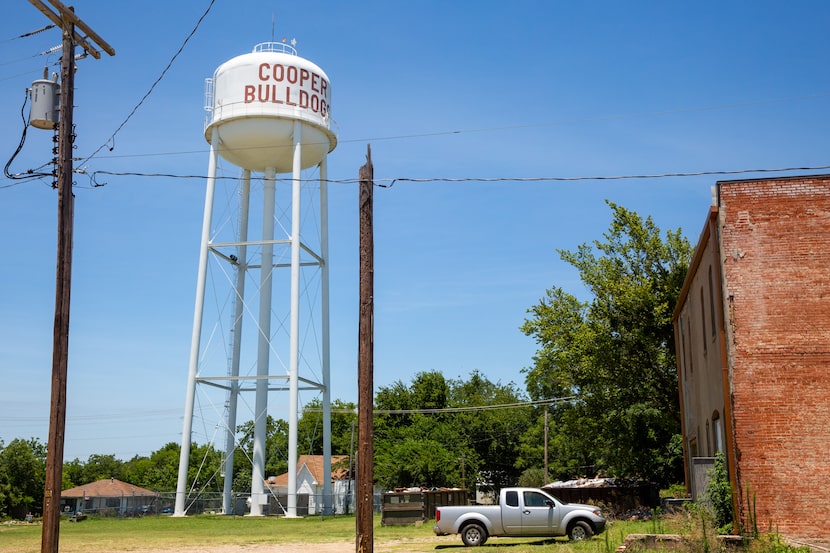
[0,438,46,518]
[374,370,529,492]
[187,442,224,494]
[120,443,181,491]
[375,437,460,489]
[147,443,181,491]
[448,371,530,492]
[62,458,84,489]
[121,455,155,490]
[297,399,357,457]
[235,416,288,490]
[81,453,124,483]
[411,371,450,409]
[518,467,547,488]
[119,442,222,493]
[374,371,458,489]
[521,202,691,487]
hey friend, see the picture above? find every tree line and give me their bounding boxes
[0,202,692,520]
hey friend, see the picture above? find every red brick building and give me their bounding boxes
[673,175,830,540]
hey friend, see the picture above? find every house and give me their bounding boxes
[61,478,159,517]
[673,175,830,540]
[264,454,352,515]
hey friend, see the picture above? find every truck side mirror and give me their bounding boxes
[546,500,554,508]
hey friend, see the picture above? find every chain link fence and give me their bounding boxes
[157,490,383,517]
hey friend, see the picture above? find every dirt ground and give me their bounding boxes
[132,536,457,553]
[145,544,363,553]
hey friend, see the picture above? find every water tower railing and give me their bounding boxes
[203,98,337,134]
[253,41,297,56]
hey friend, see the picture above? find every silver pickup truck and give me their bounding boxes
[433,487,606,546]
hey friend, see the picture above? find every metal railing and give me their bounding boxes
[253,41,297,56]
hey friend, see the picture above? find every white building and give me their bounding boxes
[265,455,352,515]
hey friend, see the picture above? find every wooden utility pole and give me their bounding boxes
[544,409,549,484]
[26,3,114,553]
[40,22,75,553]
[356,145,374,553]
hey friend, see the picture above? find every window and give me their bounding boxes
[705,420,711,455]
[523,491,550,508]
[680,321,687,377]
[505,491,519,507]
[712,411,724,453]
[699,288,707,353]
[686,318,694,373]
[708,267,716,337]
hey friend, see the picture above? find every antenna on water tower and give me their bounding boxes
[174,41,337,519]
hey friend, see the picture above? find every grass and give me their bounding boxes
[0,514,657,553]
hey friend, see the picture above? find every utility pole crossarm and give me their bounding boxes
[27,0,115,58]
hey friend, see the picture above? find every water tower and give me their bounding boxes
[174,41,337,518]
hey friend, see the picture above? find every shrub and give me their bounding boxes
[706,451,733,533]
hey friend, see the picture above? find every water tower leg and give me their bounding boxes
[287,121,303,518]
[320,157,333,515]
[222,169,251,515]
[250,167,277,516]
[174,130,220,517]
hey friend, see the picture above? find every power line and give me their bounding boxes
[0,23,55,43]
[312,396,577,415]
[339,91,830,145]
[0,408,182,424]
[382,165,830,187]
[77,164,830,189]
[80,0,216,166]
[60,90,830,165]
[0,46,59,68]
[374,397,576,415]
[10,163,830,191]
[0,65,58,83]
[3,88,54,186]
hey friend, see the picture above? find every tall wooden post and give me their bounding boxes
[25,3,114,553]
[544,409,549,485]
[41,22,75,553]
[356,145,374,553]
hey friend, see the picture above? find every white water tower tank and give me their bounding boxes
[204,42,336,173]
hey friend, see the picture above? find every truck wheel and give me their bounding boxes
[461,522,488,546]
[568,520,593,541]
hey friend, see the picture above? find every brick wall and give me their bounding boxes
[718,175,830,538]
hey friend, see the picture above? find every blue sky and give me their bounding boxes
[1,1,829,462]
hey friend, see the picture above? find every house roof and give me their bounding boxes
[268,455,349,487]
[61,478,157,498]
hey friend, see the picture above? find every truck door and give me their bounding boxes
[519,490,561,536]
[501,490,524,533]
